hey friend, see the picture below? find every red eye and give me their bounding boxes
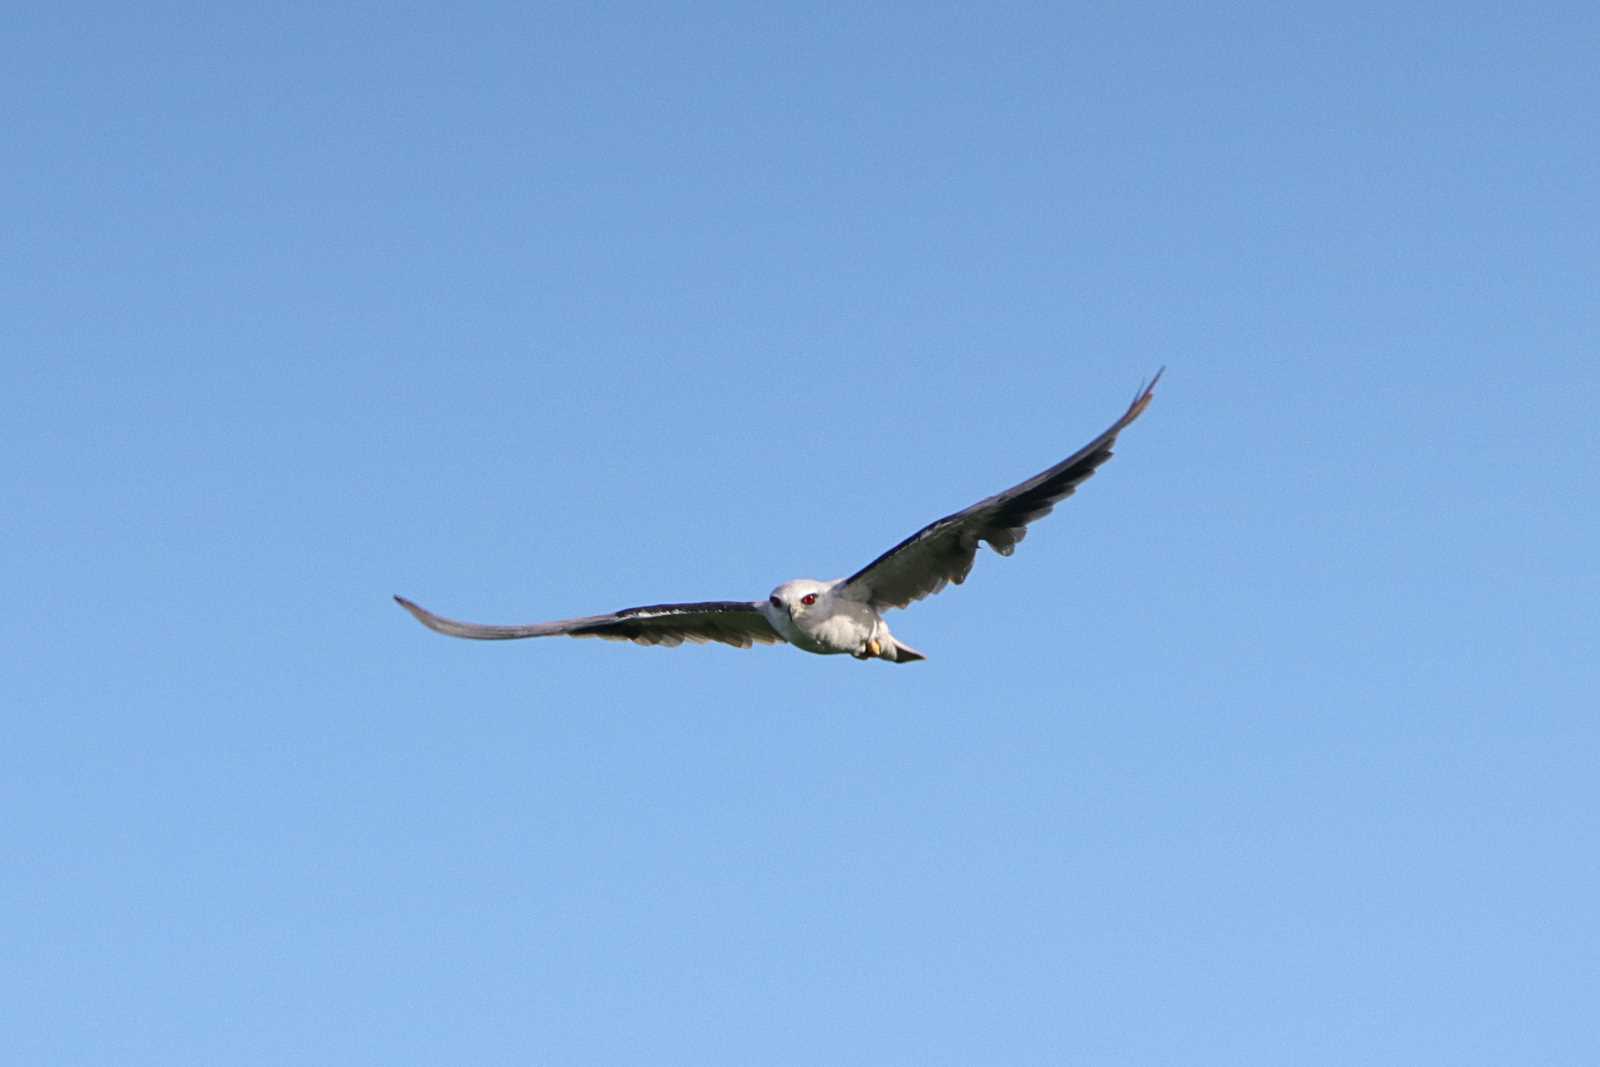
[801,593,817,606]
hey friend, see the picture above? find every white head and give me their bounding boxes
[766,578,832,618]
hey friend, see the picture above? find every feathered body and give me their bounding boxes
[760,580,923,662]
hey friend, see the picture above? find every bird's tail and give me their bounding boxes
[885,638,926,664]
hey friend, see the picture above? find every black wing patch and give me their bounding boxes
[565,601,784,648]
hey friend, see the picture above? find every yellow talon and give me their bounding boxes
[866,638,881,657]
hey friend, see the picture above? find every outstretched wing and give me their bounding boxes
[837,369,1162,611]
[394,596,783,649]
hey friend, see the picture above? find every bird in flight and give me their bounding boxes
[396,370,1162,664]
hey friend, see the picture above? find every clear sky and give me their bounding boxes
[6,4,1597,1064]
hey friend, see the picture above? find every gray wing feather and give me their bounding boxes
[394,596,783,649]
[838,370,1162,611]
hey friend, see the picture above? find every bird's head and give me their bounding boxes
[768,579,830,616]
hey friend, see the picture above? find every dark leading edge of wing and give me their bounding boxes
[393,596,782,648]
[837,369,1163,611]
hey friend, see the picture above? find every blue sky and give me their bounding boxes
[6,4,1597,1064]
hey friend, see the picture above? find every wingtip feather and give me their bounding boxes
[1126,367,1164,422]
[393,594,436,629]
